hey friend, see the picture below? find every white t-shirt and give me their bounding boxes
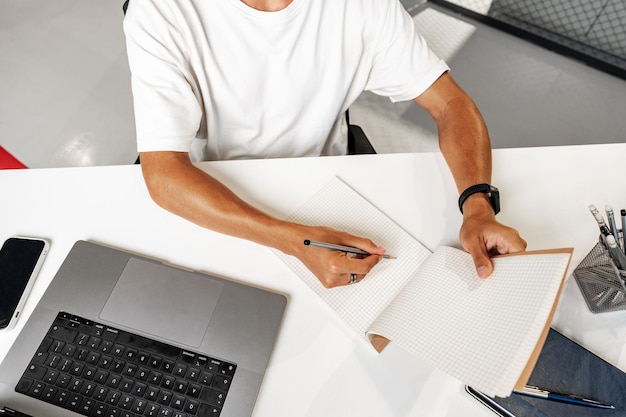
[124,0,449,161]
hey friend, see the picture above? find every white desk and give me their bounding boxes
[1,143,625,416]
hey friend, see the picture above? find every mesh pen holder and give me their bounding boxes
[573,231,626,313]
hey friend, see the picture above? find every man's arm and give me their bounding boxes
[414,72,527,277]
[139,151,385,287]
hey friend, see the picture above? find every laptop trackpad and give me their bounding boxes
[100,258,223,348]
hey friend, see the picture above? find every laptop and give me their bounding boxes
[0,240,287,417]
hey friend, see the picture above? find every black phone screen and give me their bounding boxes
[0,238,46,329]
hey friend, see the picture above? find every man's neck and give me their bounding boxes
[241,0,293,12]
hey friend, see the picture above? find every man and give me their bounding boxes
[123,0,527,288]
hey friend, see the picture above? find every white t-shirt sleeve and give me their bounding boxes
[364,0,449,103]
[124,2,202,154]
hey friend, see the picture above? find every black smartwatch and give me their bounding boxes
[458,183,500,215]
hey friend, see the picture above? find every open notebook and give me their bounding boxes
[273,177,572,398]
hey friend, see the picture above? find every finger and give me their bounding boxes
[338,236,386,257]
[466,239,493,278]
[341,253,381,275]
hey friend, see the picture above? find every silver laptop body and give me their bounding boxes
[0,240,287,417]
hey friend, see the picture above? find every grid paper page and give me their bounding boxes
[366,246,571,397]
[273,177,430,342]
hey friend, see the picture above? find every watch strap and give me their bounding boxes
[458,183,500,215]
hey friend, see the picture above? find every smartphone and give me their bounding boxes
[0,237,49,330]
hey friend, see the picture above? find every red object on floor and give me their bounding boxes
[0,146,27,169]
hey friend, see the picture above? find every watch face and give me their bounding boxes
[489,187,501,215]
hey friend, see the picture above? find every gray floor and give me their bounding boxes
[1,1,625,168]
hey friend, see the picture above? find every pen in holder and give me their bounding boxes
[574,230,626,313]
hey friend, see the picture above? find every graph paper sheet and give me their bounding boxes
[273,176,430,341]
[273,176,572,397]
[367,246,572,397]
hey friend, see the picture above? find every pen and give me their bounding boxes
[621,209,626,255]
[466,386,516,417]
[589,204,609,233]
[606,235,626,271]
[606,205,620,248]
[514,385,615,409]
[303,240,396,259]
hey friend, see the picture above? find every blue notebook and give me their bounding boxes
[468,328,626,417]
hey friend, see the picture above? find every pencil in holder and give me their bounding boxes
[573,231,626,313]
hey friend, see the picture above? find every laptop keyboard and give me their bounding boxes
[15,312,236,417]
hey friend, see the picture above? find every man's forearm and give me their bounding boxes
[139,151,300,254]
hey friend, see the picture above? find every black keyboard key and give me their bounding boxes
[105,373,122,389]
[146,403,161,417]
[29,382,46,398]
[180,351,195,364]
[54,389,70,406]
[161,359,175,373]
[67,393,83,410]
[149,355,163,370]
[186,383,201,398]
[210,375,232,393]
[146,385,160,402]
[122,363,138,377]
[15,377,33,394]
[131,381,147,396]
[87,336,102,350]
[86,351,101,365]
[158,408,175,417]
[76,333,91,346]
[104,389,122,406]
[69,377,84,393]
[148,370,163,385]
[61,344,77,357]
[49,340,65,354]
[173,380,188,394]
[172,363,187,378]
[220,363,236,377]
[184,398,200,414]
[15,312,237,417]
[157,390,173,406]
[69,362,85,376]
[94,369,110,384]
[197,403,221,417]
[80,381,97,397]
[199,371,213,386]
[49,324,78,343]
[136,367,150,381]
[118,394,135,410]
[171,394,186,410]
[24,364,47,380]
[78,397,95,415]
[92,403,108,417]
[58,358,73,373]
[56,374,72,389]
[119,378,134,393]
[137,351,150,366]
[161,375,176,390]
[199,388,225,408]
[94,386,109,401]
[76,347,90,361]
[42,369,59,384]
[185,367,200,382]
[100,340,114,354]
[131,397,148,414]
[41,386,57,402]
[98,356,113,369]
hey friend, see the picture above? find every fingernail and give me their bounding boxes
[477,266,489,278]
